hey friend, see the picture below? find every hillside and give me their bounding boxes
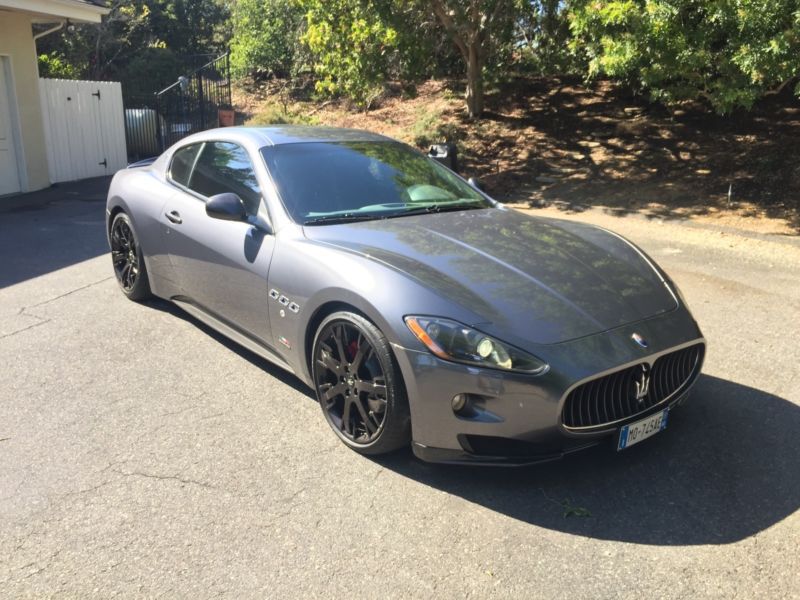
[233,76,800,234]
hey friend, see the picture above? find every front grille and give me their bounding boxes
[562,343,704,430]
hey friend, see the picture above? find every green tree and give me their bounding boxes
[230,0,305,78]
[36,2,153,81]
[123,47,184,97]
[516,0,577,74]
[148,0,229,58]
[37,52,81,79]
[302,0,401,109]
[569,0,800,113]
[36,0,229,92]
[428,0,519,117]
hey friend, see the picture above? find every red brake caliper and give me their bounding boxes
[347,340,358,362]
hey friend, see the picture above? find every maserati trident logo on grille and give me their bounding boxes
[633,365,651,402]
[631,332,648,348]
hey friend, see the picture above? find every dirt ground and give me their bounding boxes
[233,76,800,235]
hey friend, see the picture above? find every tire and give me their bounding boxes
[109,212,152,301]
[312,311,411,455]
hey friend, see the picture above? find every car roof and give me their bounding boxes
[185,125,395,148]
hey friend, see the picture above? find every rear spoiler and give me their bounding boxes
[127,157,158,169]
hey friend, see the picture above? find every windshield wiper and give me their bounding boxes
[303,213,383,226]
[394,201,487,217]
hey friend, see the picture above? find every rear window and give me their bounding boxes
[169,144,202,187]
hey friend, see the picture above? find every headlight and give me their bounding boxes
[404,316,548,375]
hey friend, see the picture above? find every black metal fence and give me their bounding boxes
[123,53,232,162]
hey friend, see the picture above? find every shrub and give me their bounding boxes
[569,0,800,113]
[245,103,319,126]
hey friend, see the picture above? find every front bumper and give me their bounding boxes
[393,305,704,465]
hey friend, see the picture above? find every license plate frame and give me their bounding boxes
[617,408,668,450]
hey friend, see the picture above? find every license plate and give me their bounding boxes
[618,409,668,450]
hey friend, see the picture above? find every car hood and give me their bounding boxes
[303,208,677,345]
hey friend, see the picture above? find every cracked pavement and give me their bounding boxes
[1,186,799,598]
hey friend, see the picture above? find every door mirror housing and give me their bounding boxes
[467,177,485,192]
[206,193,247,222]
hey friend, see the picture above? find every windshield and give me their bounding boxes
[260,141,491,225]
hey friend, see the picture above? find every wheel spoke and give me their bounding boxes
[319,382,346,404]
[350,333,369,371]
[352,398,376,434]
[341,398,353,435]
[120,263,131,286]
[357,380,387,397]
[317,350,342,375]
[333,325,348,363]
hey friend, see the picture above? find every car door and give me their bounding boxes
[162,141,275,346]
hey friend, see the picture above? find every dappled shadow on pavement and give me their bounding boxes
[375,375,799,545]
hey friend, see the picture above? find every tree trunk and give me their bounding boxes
[465,42,484,118]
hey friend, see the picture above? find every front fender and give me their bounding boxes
[266,234,480,385]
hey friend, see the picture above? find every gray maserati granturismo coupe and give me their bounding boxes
[106,126,705,465]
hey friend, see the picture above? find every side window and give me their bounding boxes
[187,142,262,216]
[169,143,202,187]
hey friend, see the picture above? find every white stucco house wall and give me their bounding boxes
[0,0,109,195]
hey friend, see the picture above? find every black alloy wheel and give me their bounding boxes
[110,212,151,301]
[312,312,410,455]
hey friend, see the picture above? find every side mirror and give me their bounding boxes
[468,177,485,192]
[206,193,247,222]
[428,143,459,173]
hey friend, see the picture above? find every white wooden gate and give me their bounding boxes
[39,79,127,183]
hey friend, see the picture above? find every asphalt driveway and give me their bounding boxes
[1,181,798,598]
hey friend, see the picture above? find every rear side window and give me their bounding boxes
[187,142,262,216]
[169,143,202,186]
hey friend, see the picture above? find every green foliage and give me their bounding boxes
[37,0,800,116]
[36,0,229,93]
[302,0,400,109]
[245,102,319,125]
[516,0,582,74]
[410,108,461,147]
[147,0,229,56]
[230,0,305,78]
[377,2,461,83]
[122,47,183,97]
[37,52,81,79]
[230,0,524,115]
[569,0,800,113]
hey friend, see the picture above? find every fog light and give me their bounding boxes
[451,393,467,413]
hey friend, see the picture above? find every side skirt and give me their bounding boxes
[171,298,295,375]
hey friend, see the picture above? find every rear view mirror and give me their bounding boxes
[206,193,247,222]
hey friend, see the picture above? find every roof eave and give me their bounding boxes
[1,0,109,24]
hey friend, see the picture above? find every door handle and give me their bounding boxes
[165,210,182,224]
